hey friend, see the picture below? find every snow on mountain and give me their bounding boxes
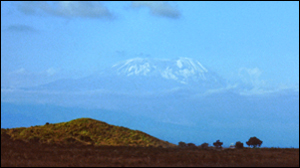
[110,57,222,86]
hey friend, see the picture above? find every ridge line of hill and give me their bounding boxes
[1,118,176,148]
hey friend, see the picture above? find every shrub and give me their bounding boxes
[28,136,40,143]
[235,141,244,149]
[65,137,77,143]
[187,143,196,148]
[79,135,93,142]
[199,142,209,149]
[246,137,263,148]
[213,140,223,149]
[178,141,187,148]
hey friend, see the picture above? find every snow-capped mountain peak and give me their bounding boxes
[176,57,208,72]
[111,57,218,85]
[112,58,153,76]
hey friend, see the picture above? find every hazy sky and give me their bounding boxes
[1,1,299,89]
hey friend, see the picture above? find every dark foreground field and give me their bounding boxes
[1,134,298,167]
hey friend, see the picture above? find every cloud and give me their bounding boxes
[9,68,58,76]
[238,67,265,88]
[239,87,276,96]
[6,24,38,33]
[9,68,28,75]
[236,67,300,96]
[4,68,61,88]
[130,1,181,19]
[237,67,270,95]
[46,68,58,76]
[16,1,113,19]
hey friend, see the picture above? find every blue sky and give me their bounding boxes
[1,1,299,90]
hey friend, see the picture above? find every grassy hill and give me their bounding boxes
[1,118,176,148]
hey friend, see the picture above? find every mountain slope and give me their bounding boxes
[29,57,226,93]
[1,118,176,148]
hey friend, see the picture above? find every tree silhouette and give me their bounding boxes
[213,140,223,149]
[199,142,209,149]
[235,141,244,149]
[178,141,187,148]
[246,137,262,148]
[187,143,196,148]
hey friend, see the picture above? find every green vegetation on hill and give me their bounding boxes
[1,118,176,148]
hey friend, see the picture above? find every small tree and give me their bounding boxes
[246,137,263,148]
[178,141,187,148]
[235,141,244,149]
[199,142,209,149]
[187,143,196,148]
[213,140,223,149]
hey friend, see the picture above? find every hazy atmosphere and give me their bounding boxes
[1,1,299,148]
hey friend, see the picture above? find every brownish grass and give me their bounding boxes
[1,118,175,148]
[1,133,299,167]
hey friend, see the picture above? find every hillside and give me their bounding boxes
[1,118,176,148]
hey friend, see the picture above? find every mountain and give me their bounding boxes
[30,57,226,94]
[111,57,223,85]
[1,118,176,147]
[1,57,299,148]
[12,57,230,119]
